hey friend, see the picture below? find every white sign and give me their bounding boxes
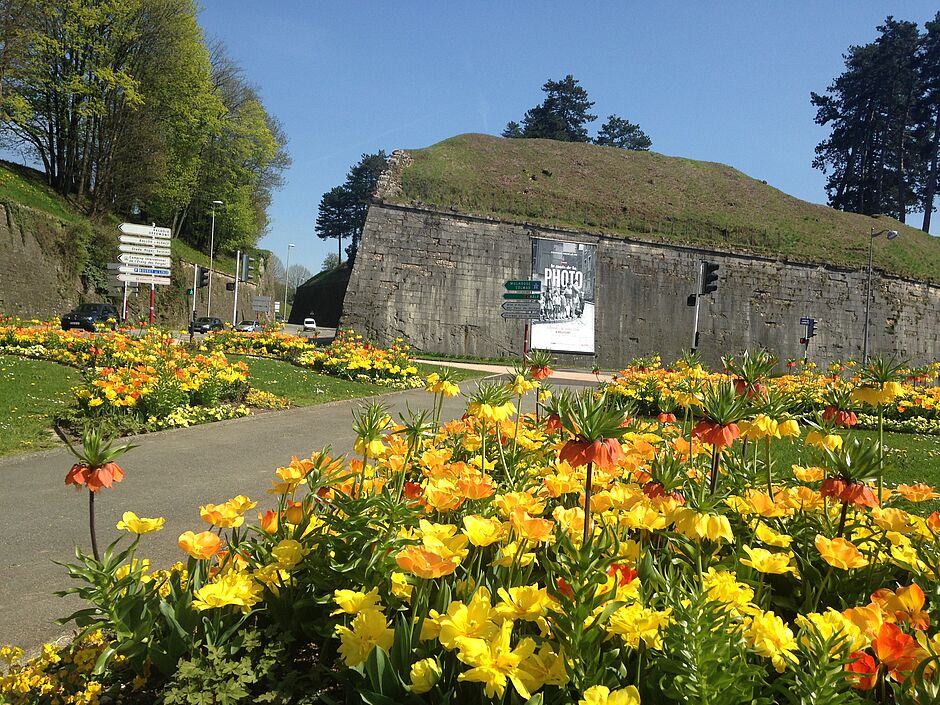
[253,295,272,303]
[118,265,171,276]
[119,222,172,239]
[118,273,171,285]
[119,234,172,248]
[106,262,121,271]
[119,253,172,268]
[119,243,171,257]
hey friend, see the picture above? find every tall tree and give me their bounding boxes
[811,17,923,221]
[320,252,340,271]
[918,12,940,231]
[594,114,652,150]
[314,151,387,264]
[519,75,597,142]
[315,186,355,264]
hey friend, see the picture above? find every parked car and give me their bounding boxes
[61,303,119,331]
[189,316,224,334]
[302,317,317,333]
[235,320,263,333]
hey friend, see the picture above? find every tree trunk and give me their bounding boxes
[923,106,940,232]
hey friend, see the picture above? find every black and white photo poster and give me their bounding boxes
[530,238,596,354]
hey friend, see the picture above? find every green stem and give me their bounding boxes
[765,437,774,500]
[583,461,594,545]
[709,446,720,494]
[89,490,100,562]
[877,405,884,502]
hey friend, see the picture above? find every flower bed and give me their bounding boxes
[295,331,422,388]
[605,355,940,432]
[5,376,940,704]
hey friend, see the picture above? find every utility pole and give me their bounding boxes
[232,250,241,325]
[691,262,703,352]
[206,199,222,316]
[283,243,294,320]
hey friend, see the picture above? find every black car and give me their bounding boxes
[189,316,224,334]
[60,303,119,331]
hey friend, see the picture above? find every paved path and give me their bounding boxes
[0,384,483,652]
[415,359,612,384]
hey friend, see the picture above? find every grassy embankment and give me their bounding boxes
[0,356,81,456]
[395,134,940,282]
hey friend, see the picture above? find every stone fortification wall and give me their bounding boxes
[341,202,940,368]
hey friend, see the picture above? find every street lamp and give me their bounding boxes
[283,243,295,321]
[862,226,900,362]
[206,199,223,316]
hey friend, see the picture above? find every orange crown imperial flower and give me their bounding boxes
[65,461,126,492]
[559,438,625,470]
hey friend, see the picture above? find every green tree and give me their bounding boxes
[315,186,356,264]
[501,120,523,138]
[917,12,940,231]
[812,16,924,221]
[593,114,652,150]
[314,151,387,264]
[520,75,596,142]
[320,252,340,271]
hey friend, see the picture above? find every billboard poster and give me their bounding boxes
[530,238,597,354]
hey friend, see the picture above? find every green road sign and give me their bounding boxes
[187,288,194,295]
[503,292,539,299]
[505,280,541,291]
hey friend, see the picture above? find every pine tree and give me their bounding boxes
[502,121,523,138]
[812,16,923,221]
[594,114,652,150]
[520,75,597,142]
[918,12,940,231]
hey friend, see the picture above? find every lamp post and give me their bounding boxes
[206,199,223,316]
[283,243,294,322]
[862,227,900,362]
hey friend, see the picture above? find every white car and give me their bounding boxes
[235,320,262,332]
[302,317,317,333]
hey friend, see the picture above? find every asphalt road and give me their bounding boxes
[0,382,474,652]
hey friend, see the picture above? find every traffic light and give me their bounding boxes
[241,255,255,282]
[196,265,209,288]
[806,319,816,338]
[700,261,720,295]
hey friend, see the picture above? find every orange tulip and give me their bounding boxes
[872,623,928,681]
[871,584,931,631]
[815,535,868,570]
[509,508,554,543]
[845,651,878,690]
[178,530,223,560]
[657,412,677,423]
[257,510,278,534]
[928,511,940,531]
[395,546,459,579]
[559,438,625,470]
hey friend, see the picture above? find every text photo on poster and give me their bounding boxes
[530,238,596,354]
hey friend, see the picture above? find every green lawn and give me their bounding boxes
[239,357,488,407]
[235,356,388,406]
[0,356,81,456]
[766,428,940,515]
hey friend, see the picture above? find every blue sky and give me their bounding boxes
[198,1,940,273]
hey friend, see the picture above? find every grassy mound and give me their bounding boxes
[392,134,940,282]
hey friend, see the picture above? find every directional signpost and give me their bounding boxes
[116,223,173,323]
[252,295,272,314]
[502,280,541,354]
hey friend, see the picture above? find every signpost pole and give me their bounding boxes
[191,264,198,324]
[691,262,703,352]
[149,282,155,325]
[121,282,128,322]
[232,251,241,325]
